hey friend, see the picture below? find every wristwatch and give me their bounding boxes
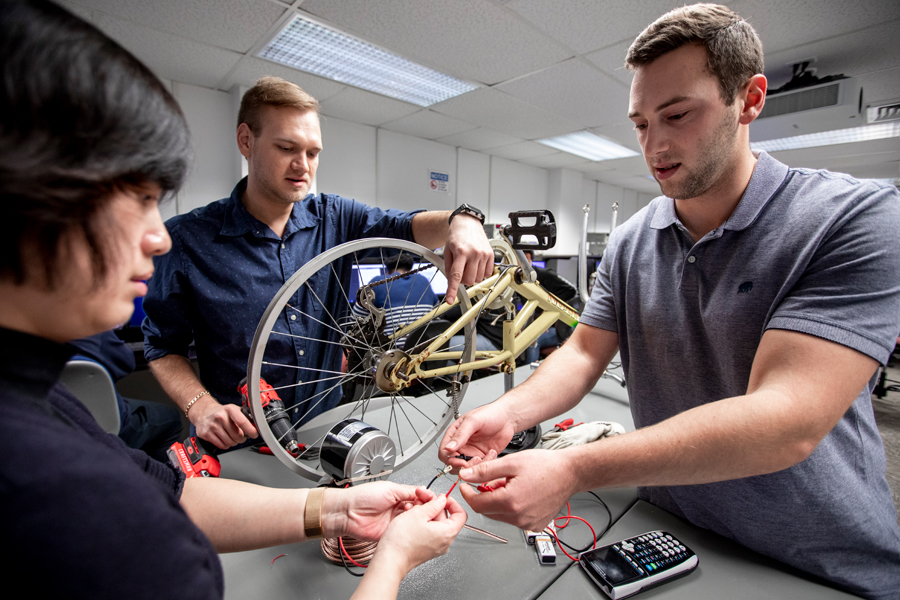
[449,203,485,226]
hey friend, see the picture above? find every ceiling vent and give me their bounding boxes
[867,101,900,124]
[750,61,862,142]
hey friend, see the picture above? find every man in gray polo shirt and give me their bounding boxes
[438,4,900,598]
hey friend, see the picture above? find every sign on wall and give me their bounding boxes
[429,170,450,193]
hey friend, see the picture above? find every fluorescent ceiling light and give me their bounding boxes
[750,122,900,152]
[538,131,640,161]
[260,15,477,107]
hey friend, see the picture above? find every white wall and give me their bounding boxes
[318,116,377,206]
[171,82,240,216]
[166,83,651,255]
[376,129,458,211]
[489,157,548,224]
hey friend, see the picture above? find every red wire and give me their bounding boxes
[445,476,460,497]
[547,513,598,562]
[339,537,368,569]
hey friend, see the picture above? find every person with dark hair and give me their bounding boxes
[440,4,900,598]
[141,74,493,451]
[0,2,465,598]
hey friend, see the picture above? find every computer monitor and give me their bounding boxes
[348,264,385,301]
[413,263,449,296]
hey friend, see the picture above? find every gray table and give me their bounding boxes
[538,500,859,600]
[218,368,639,600]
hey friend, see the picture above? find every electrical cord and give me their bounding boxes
[545,491,613,560]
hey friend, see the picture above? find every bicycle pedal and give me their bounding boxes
[503,210,557,250]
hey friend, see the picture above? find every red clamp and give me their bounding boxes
[477,484,495,493]
[553,418,583,432]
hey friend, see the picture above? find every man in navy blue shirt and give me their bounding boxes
[143,77,493,451]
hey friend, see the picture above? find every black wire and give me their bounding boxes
[338,538,365,578]
[551,491,614,554]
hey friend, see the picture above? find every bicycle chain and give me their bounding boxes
[363,263,436,288]
[365,262,519,290]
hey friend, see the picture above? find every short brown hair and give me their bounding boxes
[625,4,763,104]
[238,76,320,135]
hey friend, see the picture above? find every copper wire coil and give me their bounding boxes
[321,536,379,566]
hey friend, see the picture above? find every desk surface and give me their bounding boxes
[538,500,859,600]
[218,368,638,600]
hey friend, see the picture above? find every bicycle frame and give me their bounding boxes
[380,236,579,388]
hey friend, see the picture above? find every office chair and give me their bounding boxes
[59,359,121,434]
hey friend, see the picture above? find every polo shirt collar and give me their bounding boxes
[649,151,789,232]
[220,177,321,238]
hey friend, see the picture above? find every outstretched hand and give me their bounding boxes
[457,449,577,532]
[439,402,517,470]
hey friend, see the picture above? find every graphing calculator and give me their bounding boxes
[578,531,699,599]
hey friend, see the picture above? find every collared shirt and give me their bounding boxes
[581,152,900,598]
[142,178,420,425]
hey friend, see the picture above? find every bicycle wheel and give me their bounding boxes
[246,238,475,483]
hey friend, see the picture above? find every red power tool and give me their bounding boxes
[238,377,301,457]
[167,436,221,478]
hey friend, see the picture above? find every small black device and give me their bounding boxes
[578,531,698,599]
[448,203,485,225]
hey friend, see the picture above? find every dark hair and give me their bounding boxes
[0,0,191,287]
[387,253,415,273]
[625,3,764,104]
[238,76,320,136]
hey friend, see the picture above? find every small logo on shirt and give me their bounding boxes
[738,281,753,294]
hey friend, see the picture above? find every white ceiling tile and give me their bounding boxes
[380,110,478,140]
[482,142,559,160]
[508,0,685,54]
[92,13,243,88]
[319,87,421,126]
[432,88,580,140]
[584,40,635,88]
[220,56,346,99]
[739,0,900,54]
[497,58,629,128]
[590,121,643,154]
[435,128,524,151]
[298,0,572,84]
[858,67,900,107]
[66,0,286,53]
[519,152,590,169]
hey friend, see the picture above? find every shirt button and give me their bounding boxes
[687,256,696,264]
[281,243,285,249]
[298,350,305,356]
[290,314,297,321]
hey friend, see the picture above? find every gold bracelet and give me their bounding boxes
[184,390,209,417]
[304,487,327,539]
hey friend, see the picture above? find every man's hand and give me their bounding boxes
[372,494,467,574]
[457,449,577,531]
[439,402,517,469]
[190,395,258,449]
[325,483,433,541]
[443,213,494,304]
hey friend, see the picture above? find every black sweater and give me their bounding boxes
[0,327,223,598]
